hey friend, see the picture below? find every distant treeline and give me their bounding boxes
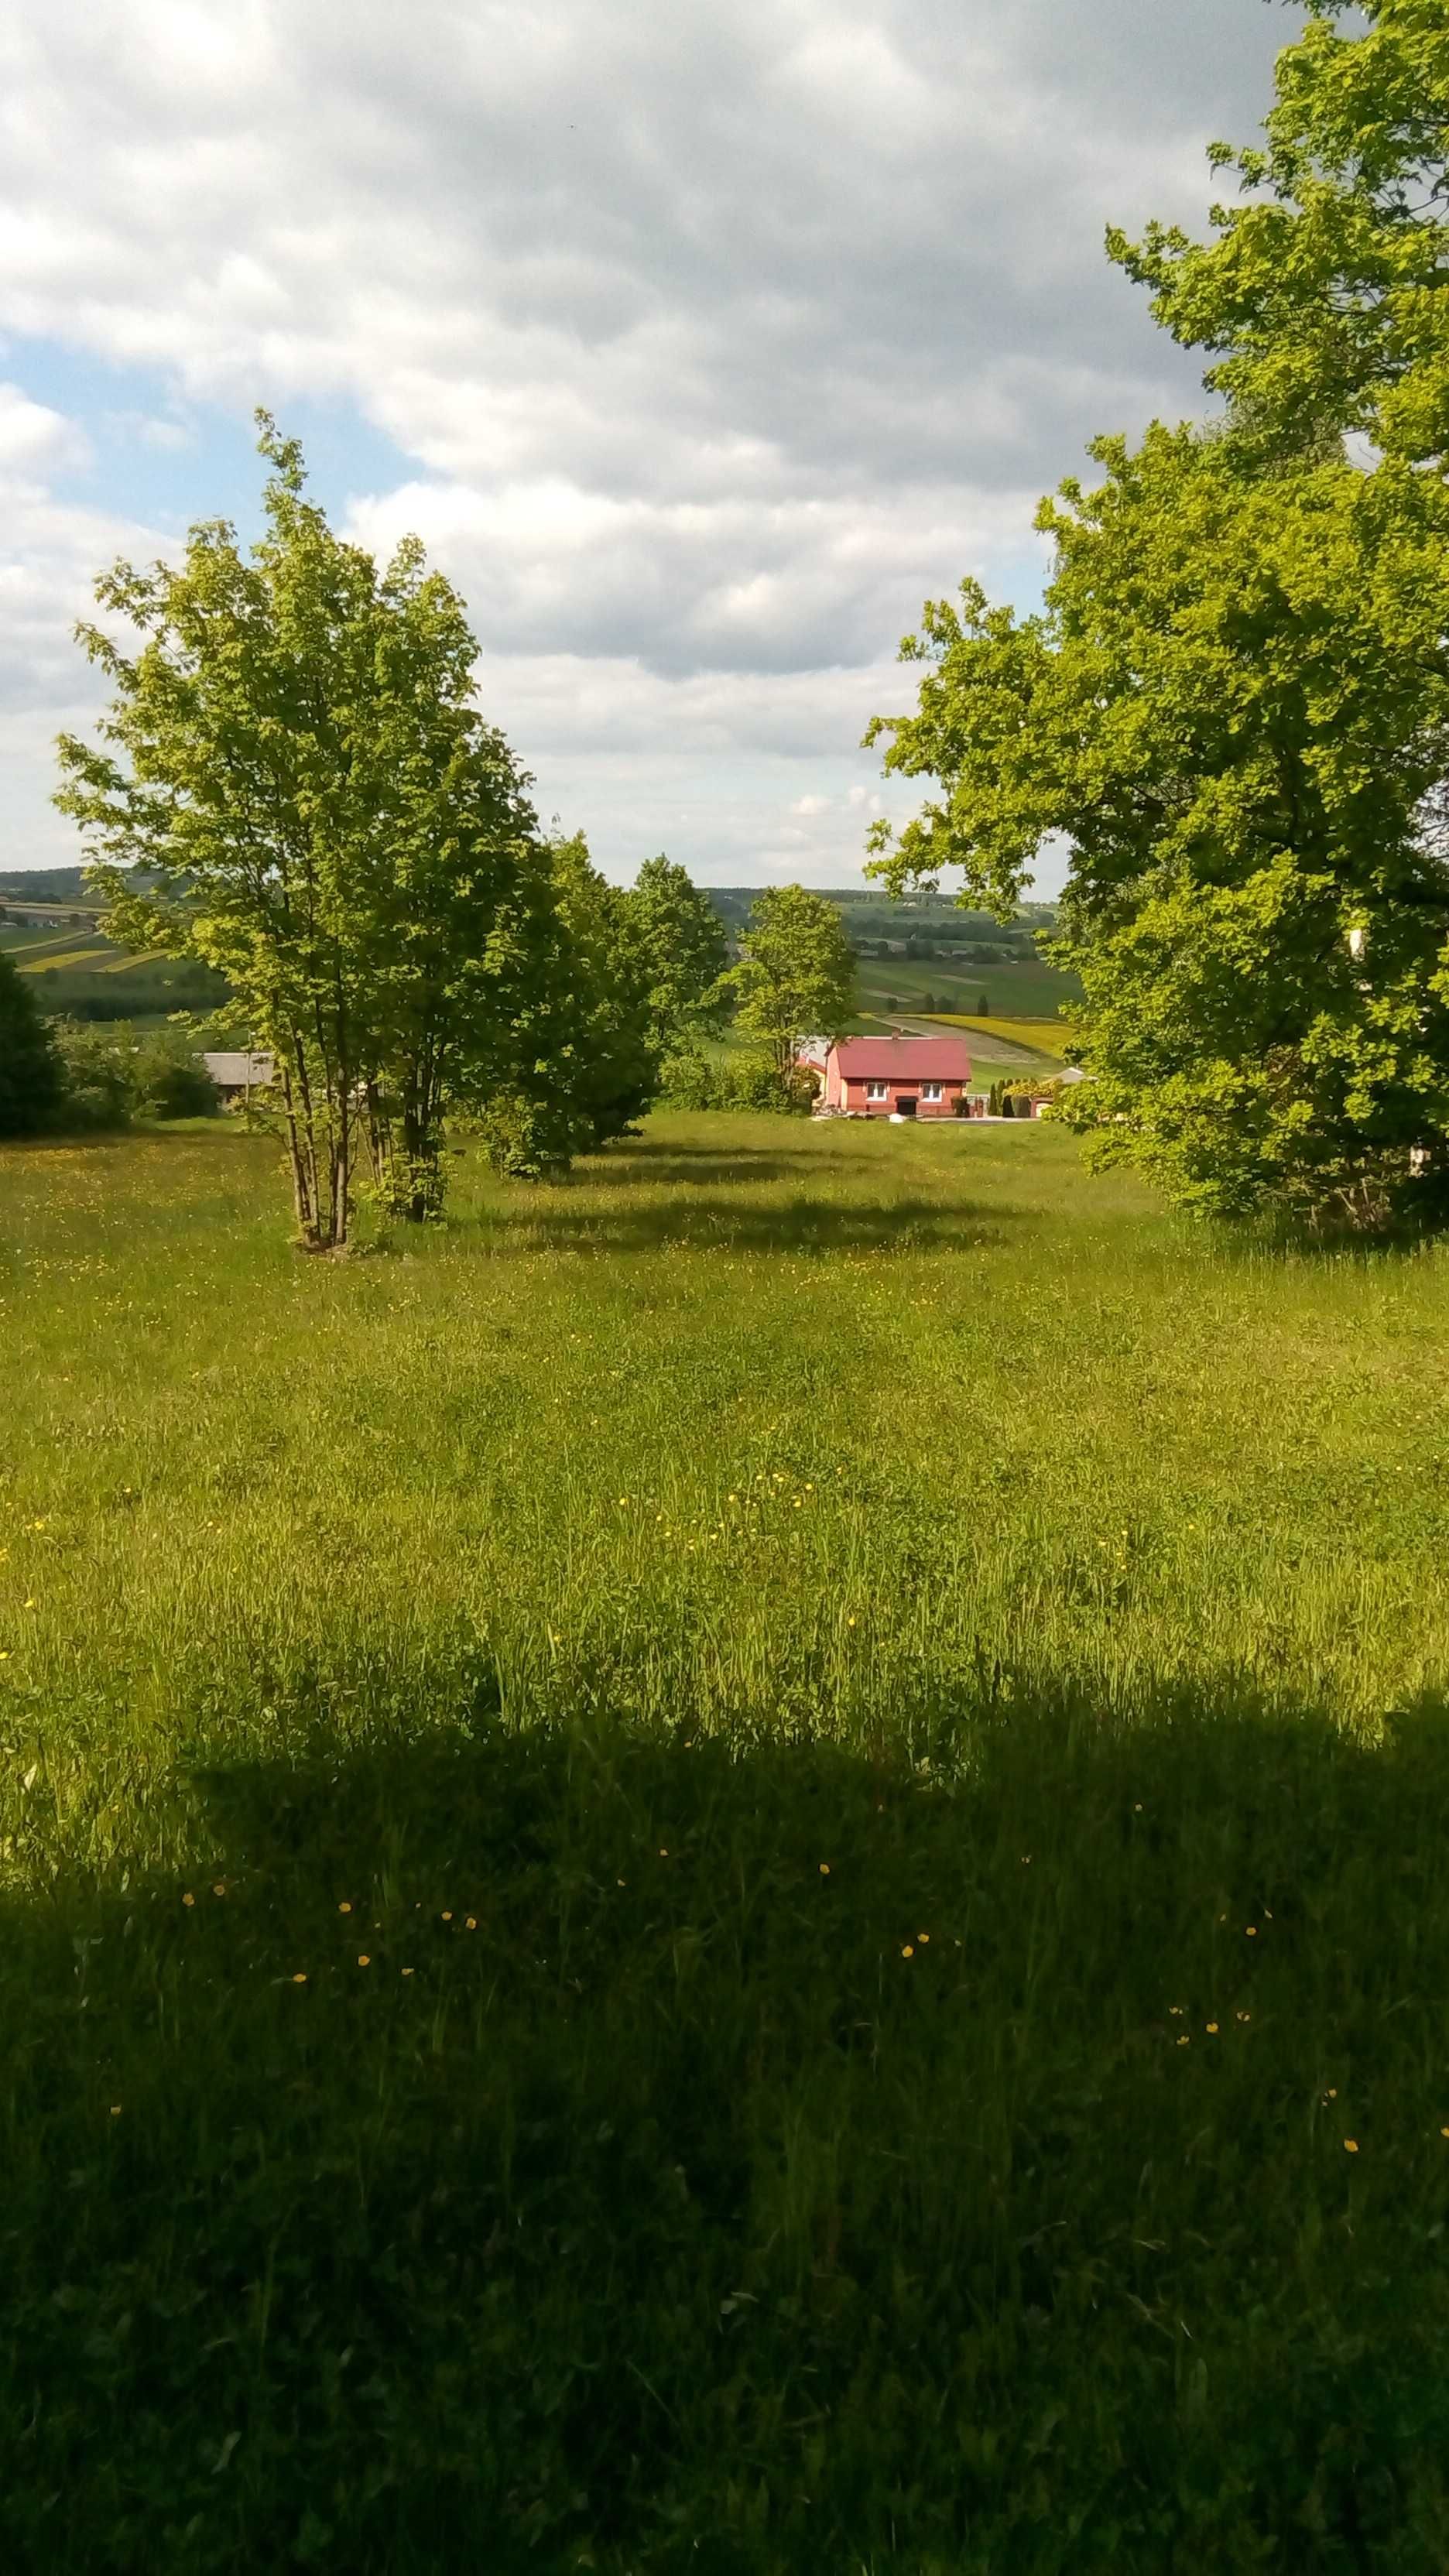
[23,964,229,1021]
[0,868,94,906]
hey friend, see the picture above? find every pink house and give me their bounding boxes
[814,1033,972,1118]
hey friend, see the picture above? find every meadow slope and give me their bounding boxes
[2,1115,1449,2571]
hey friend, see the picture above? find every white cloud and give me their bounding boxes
[0,380,89,477]
[0,0,1303,884]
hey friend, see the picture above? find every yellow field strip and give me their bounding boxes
[17,947,116,975]
[926,1014,1074,1057]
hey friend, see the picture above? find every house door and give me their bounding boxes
[896,1094,917,1118]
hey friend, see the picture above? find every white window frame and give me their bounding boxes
[865,1079,889,1101]
[920,1081,944,1102]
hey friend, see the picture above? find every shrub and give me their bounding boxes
[49,1023,135,1130]
[656,1050,814,1115]
[129,1033,219,1121]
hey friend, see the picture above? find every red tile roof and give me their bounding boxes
[832,1035,971,1081]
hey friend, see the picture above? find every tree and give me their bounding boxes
[1108,0,1448,474]
[0,951,63,1136]
[56,414,555,1245]
[474,833,659,1176]
[625,855,729,1057]
[727,886,857,1091]
[864,4,1449,1232]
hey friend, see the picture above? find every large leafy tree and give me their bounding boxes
[865,0,1449,1231]
[55,416,553,1244]
[727,885,857,1089]
[624,855,729,1057]
[0,951,63,1136]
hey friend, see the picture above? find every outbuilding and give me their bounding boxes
[202,1050,275,1104]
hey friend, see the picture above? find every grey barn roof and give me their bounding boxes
[202,1051,275,1088]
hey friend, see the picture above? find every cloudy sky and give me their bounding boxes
[0,0,1302,892]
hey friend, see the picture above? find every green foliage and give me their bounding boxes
[43,1024,217,1132]
[659,1047,814,1114]
[726,884,857,1092]
[474,833,659,1177]
[1108,0,1449,471]
[5,1121,1449,2563]
[865,3,1449,1232]
[55,413,553,1244]
[0,948,63,1136]
[128,1031,219,1122]
[48,1022,136,1131]
[625,853,730,1054]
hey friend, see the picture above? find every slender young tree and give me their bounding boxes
[624,855,730,1057]
[726,886,857,1093]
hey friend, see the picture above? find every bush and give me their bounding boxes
[49,1023,135,1130]
[656,1048,719,1111]
[129,1033,218,1120]
[44,1024,219,1129]
[656,1050,815,1115]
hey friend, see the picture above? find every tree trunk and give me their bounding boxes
[278,1060,316,1240]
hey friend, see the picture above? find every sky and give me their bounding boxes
[0,0,1304,893]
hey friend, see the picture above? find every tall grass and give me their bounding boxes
[2,1116,1448,2569]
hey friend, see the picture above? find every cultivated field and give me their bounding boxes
[856,954,1078,1020]
[3,1115,1449,2569]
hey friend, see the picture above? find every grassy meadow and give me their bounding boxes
[4,1113,1449,2569]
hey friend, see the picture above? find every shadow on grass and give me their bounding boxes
[488,1190,1026,1257]
[5,1684,1449,2571]
[560,1152,833,1192]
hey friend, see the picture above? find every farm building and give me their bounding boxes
[811,1033,971,1119]
[202,1050,275,1103]
[1023,1066,1091,1117]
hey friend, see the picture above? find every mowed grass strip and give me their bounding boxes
[2,1115,1449,2571]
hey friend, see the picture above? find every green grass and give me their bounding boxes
[3,1117,1449,2571]
[858,955,1077,1019]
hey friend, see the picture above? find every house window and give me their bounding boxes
[920,1081,944,1101]
[865,1080,889,1101]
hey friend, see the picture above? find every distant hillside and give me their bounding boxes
[0,867,94,905]
[705,886,1077,1013]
